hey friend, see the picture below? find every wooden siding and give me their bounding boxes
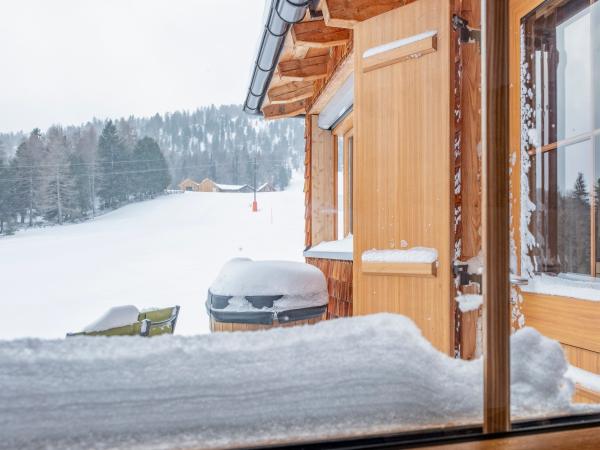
[210,316,322,333]
[310,115,336,246]
[522,292,600,354]
[306,257,353,319]
[304,115,312,248]
[453,0,482,260]
[353,0,454,354]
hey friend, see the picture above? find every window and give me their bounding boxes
[524,0,600,275]
[333,113,353,240]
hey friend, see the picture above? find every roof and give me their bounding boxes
[214,183,252,191]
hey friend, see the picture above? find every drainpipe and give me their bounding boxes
[243,0,311,115]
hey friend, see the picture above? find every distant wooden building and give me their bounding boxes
[257,182,276,192]
[181,177,254,193]
[178,178,201,192]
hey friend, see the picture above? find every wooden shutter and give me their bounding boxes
[353,0,453,354]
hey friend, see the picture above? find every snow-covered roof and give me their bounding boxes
[214,183,251,191]
[1,314,584,449]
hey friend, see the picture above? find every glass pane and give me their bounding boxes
[530,140,593,274]
[517,0,600,424]
[337,135,344,238]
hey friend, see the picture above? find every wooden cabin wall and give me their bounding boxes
[310,115,336,245]
[453,0,482,262]
[353,0,454,354]
[306,257,353,318]
[304,115,312,248]
[452,0,482,357]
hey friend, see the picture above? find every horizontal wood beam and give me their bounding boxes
[268,81,314,104]
[278,55,329,81]
[291,19,351,48]
[262,99,307,119]
[309,48,354,114]
[321,0,413,29]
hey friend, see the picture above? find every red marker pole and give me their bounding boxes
[252,155,258,212]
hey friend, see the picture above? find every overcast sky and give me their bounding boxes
[0,0,265,133]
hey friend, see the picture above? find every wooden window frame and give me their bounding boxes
[333,111,354,239]
[521,1,600,276]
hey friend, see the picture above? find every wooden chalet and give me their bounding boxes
[179,178,254,193]
[243,0,600,422]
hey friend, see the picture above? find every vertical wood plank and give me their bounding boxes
[482,0,511,433]
[310,115,336,245]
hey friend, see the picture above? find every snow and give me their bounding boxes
[82,305,140,333]
[209,258,328,312]
[214,182,250,191]
[521,273,600,302]
[362,30,437,58]
[456,294,483,313]
[303,234,353,260]
[0,173,305,339]
[566,365,600,393]
[362,247,438,264]
[464,252,484,275]
[210,258,326,298]
[0,313,587,450]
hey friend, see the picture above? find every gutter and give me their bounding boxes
[243,0,311,115]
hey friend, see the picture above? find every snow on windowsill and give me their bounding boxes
[521,273,600,302]
[303,235,353,261]
[361,247,438,264]
[566,365,600,393]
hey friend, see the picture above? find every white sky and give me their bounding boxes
[0,0,265,133]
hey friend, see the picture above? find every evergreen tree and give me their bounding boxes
[131,137,170,198]
[13,129,45,226]
[41,127,77,224]
[0,144,16,234]
[97,121,127,209]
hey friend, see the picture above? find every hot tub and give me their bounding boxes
[206,258,328,332]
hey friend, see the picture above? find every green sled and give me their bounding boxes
[66,306,180,337]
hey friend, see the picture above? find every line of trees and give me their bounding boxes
[0,122,169,234]
[0,105,305,235]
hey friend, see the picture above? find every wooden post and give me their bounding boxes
[482,0,511,433]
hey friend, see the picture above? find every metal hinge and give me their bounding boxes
[452,14,481,45]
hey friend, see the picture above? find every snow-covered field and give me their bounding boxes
[0,175,305,340]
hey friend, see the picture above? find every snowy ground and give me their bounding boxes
[0,314,586,450]
[0,174,305,340]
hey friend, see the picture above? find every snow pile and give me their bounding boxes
[210,258,327,299]
[522,273,600,301]
[464,252,484,275]
[566,365,600,393]
[362,247,438,263]
[456,294,483,313]
[83,305,140,333]
[304,234,353,260]
[0,314,585,450]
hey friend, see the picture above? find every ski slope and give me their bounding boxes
[0,175,305,340]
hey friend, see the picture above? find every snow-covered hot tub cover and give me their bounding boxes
[207,258,328,325]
